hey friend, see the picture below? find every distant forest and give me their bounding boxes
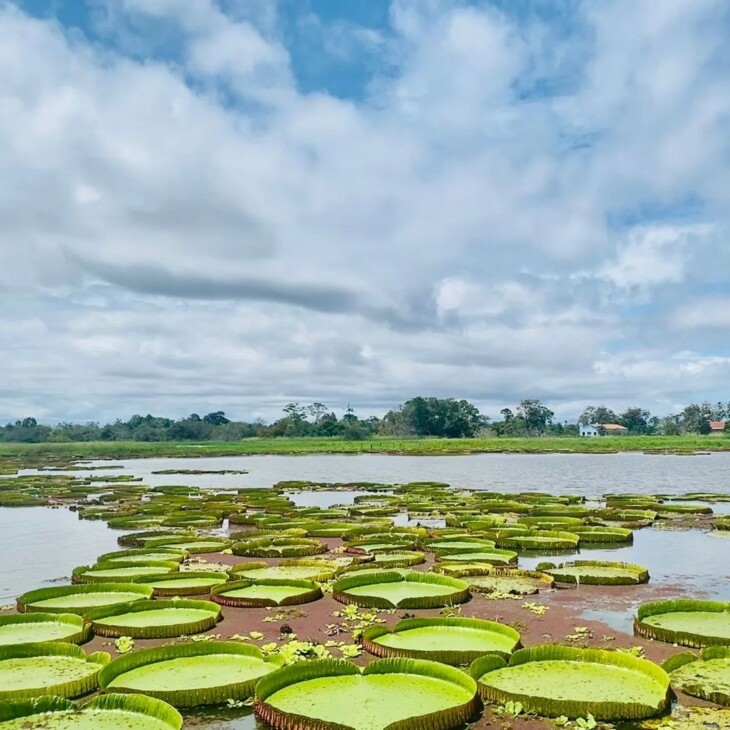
[1,398,728,443]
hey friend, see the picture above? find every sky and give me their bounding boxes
[2,0,730,425]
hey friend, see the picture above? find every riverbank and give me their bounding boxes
[1,434,729,461]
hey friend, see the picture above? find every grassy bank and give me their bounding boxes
[0,435,728,460]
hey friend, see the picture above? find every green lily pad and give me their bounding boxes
[72,563,179,584]
[100,641,284,707]
[635,600,730,647]
[17,584,154,615]
[134,572,229,597]
[669,647,730,705]
[211,579,322,608]
[471,645,671,720]
[0,694,182,729]
[0,614,90,646]
[363,617,520,664]
[87,599,221,639]
[434,549,518,565]
[434,565,555,595]
[255,658,479,730]
[333,570,470,609]
[0,643,110,701]
[542,561,649,586]
[230,561,336,582]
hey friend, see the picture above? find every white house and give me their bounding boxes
[579,424,599,437]
[579,423,629,437]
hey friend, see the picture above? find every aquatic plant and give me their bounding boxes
[212,579,323,608]
[540,561,649,586]
[635,599,730,647]
[665,646,730,706]
[17,583,154,615]
[0,612,91,646]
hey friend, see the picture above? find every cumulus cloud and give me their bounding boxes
[1,0,729,422]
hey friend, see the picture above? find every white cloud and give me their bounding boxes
[0,1,729,421]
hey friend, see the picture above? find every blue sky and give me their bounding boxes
[1,0,730,423]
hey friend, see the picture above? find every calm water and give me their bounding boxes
[20,451,730,496]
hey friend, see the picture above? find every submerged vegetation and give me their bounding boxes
[0,450,728,729]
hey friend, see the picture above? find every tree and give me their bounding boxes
[680,402,714,433]
[203,411,230,426]
[516,399,554,436]
[579,406,618,426]
[307,403,328,424]
[618,407,655,434]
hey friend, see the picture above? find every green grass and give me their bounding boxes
[1,435,728,460]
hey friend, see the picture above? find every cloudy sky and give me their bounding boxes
[2,0,730,424]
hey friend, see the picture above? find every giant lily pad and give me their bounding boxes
[666,647,730,706]
[0,642,110,700]
[100,641,285,707]
[541,560,649,586]
[86,599,221,639]
[333,570,470,609]
[149,537,232,554]
[17,584,154,615]
[255,658,479,730]
[232,537,327,558]
[470,645,671,720]
[72,562,179,584]
[211,579,322,607]
[363,617,520,664]
[0,613,90,646]
[97,549,187,564]
[635,600,730,647]
[433,564,554,595]
[133,572,229,597]
[434,548,518,565]
[230,560,337,582]
[0,694,182,729]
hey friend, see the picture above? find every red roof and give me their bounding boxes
[709,421,726,431]
[599,423,628,431]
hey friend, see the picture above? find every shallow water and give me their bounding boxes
[19,451,730,495]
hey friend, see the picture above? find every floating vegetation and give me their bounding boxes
[0,642,110,700]
[231,536,327,558]
[255,657,479,730]
[362,617,520,664]
[0,613,90,646]
[635,600,730,647]
[540,561,650,586]
[17,584,154,615]
[433,547,518,565]
[100,641,284,707]
[666,646,730,706]
[72,561,180,584]
[86,599,221,639]
[212,579,323,608]
[229,560,337,582]
[433,564,555,595]
[0,693,183,729]
[134,571,229,597]
[470,645,671,720]
[332,570,470,609]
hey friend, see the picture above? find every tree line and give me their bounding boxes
[1,398,728,443]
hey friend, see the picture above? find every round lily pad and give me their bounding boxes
[635,600,730,647]
[333,570,470,609]
[211,579,322,608]
[72,562,179,584]
[255,657,479,730]
[433,565,554,595]
[100,641,285,707]
[434,548,518,565]
[17,584,154,615]
[0,613,90,646]
[667,647,730,706]
[86,599,221,639]
[371,551,426,568]
[230,561,336,582]
[426,538,496,554]
[97,549,187,564]
[363,617,520,664]
[231,537,327,558]
[133,572,229,597]
[498,530,580,552]
[0,642,110,701]
[470,645,671,720]
[542,561,649,586]
[0,694,183,729]
[150,538,232,554]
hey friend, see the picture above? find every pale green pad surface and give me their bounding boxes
[374,626,516,653]
[672,658,730,697]
[344,582,457,603]
[30,592,144,610]
[146,577,227,589]
[236,566,323,580]
[0,656,98,690]
[82,567,166,578]
[266,673,472,730]
[221,585,307,601]
[0,710,173,729]
[107,554,182,563]
[551,567,639,580]
[108,654,276,691]
[353,543,404,552]
[642,612,730,640]
[440,552,513,563]
[469,576,543,593]
[433,542,493,550]
[480,661,663,704]
[95,608,213,628]
[159,542,222,551]
[0,622,79,645]
[374,552,418,563]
